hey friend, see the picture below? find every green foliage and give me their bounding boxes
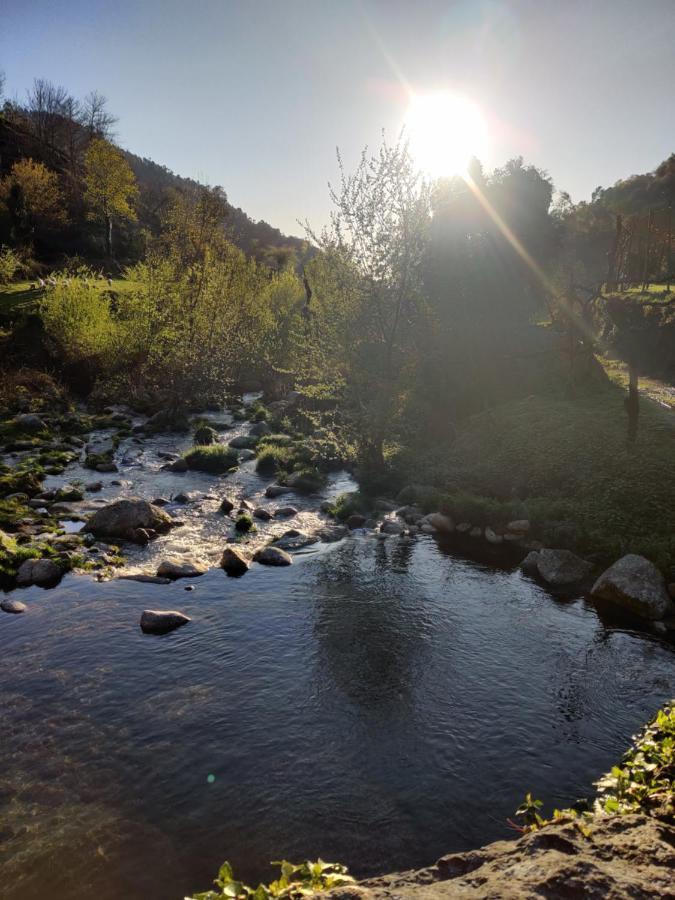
[327,491,369,522]
[183,445,238,474]
[235,513,254,533]
[0,245,21,283]
[194,424,219,445]
[186,858,354,900]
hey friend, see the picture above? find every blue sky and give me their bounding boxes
[1,0,674,236]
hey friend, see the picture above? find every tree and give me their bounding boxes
[84,138,138,257]
[0,158,66,243]
[80,91,117,139]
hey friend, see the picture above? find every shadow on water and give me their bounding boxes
[0,533,674,900]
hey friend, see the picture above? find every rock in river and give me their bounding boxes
[16,558,62,588]
[1,598,27,614]
[220,546,250,576]
[275,506,298,518]
[591,554,673,620]
[536,548,593,587]
[140,610,191,634]
[156,560,207,580]
[86,498,174,543]
[254,546,292,566]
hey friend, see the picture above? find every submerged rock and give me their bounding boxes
[254,546,292,566]
[275,506,298,518]
[140,609,191,634]
[1,598,27,614]
[591,554,673,620]
[536,548,593,586]
[253,507,273,520]
[156,560,207,580]
[265,484,291,498]
[220,546,250,576]
[86,498,173,543]
[16,558,62,588]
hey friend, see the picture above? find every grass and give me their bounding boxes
[603,283,675,304]
[183,444,238,474]
[400,383,675,570]
[599,355,675,410]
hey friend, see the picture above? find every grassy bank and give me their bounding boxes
[394,383,674,570]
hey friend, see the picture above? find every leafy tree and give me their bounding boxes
[84,138,138,257]
[0,158,66,243]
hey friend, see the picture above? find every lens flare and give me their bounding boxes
[404,91,487,177]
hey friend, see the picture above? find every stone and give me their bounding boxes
[265,484,291,498]
[273,531,317,550]
[173,491,197,504]
[254,546,293,566]
[86,498,173,543]
[484,526,503,544]
[220,546,250,576]
[249,421,271,437]
[228,435,258,450]
[96,462,118,473]
[422,513,455,534]
[152,497,170,506]
[16,558,62,587]
[140,610,191,634]
[156,560,207,580]
[318,525,348,542]
[469,526,483,538]
[375,499,398,512]
[591,554,673,620]
[117,574,172,584]
[169,458,188,472]
[456,522,472,533]
[219,497,235,514]
[85,481,103,492]
[15,413,46,433]
[238,449,256,461]
[380,519,405,535]
[507,519,530,533]
[253,507,273,520]
[1,598,27,614]
[275,506,298,518]
[520,550,541,574]
[55,485,84,502]
[536,548,593,586]
[347,514,367,529]
[239,499,252,510]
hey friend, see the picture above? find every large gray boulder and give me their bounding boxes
[16,558,62,587]
[140,610,191,634]
[421,513,454,534]
[591,554,673,620]
[156,560,207,580]
[86,498,173,543]
[535,548,593,586]
[15,413,46,433]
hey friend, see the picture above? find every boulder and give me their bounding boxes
[265,484,291,498]
[220,546,250,576]
[347,514,367,529]
[156,560,207,580]
[507,519,530,533]
[254,546,292,566]
[15,413,46,433]
[140,610,191,634]
[591,554,673,620]
[85,481,103,492]
[86,498,173,543]
[380,519,405,535]
[456,522,472,533]
[219,497,235,514]
[318,525,348,542]
[484,526,503,545]
[249,421,271,437]
[275,506,298,518]
[152,497,170,506]
[238,449,256,461]
[536,548,593,586]
[273,531,317,550]
[286,471,324,494]
[375,499,398,512]
[1,598,27,614]
[253,507,273,520]
[469,526,483,538]
[16,558,62,587]
[422,513,454,534]
[96,462,118,473]
[55,486,84,502]
[169,458,188,472]
[228,435,258,450]
[520,550,541,574]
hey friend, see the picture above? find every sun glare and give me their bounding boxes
[404,91,487,178]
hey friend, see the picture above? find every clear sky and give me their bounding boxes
[1,0,674,236]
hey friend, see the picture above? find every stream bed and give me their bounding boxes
[1,407,674,900]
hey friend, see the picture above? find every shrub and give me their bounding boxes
[235,513,254,533]
[194,424,218,445]
[187,859,354,900]
[255,444,294,475]
[183,445,238,474]
[0,246,22,284]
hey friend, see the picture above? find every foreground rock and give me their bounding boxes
[534,548,593,586]
[591,554,673,620]
[140,609,191,634]
[421,513,454,534]
[254,546,292,566]
[156,560,207,580]
[220,546,250,576]
[86,498,173,543]
[331,814,675,900]
[1,598,27,613]
[16,558,62,588]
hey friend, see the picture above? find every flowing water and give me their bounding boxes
[1,407,674,900]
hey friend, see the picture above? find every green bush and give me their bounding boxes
[187,859,354,900]
[194,424,218,445]
[235,513,254,533]
[0,246,21,284]
[183,445,238,474]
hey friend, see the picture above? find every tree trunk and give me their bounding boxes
[625,357,639,444]
[105,214,113,258]
[606,215,622,292]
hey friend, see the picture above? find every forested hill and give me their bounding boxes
[123,151,306,259]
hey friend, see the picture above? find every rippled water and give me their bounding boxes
[1,534,674,900]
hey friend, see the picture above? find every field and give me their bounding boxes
[0,278,136,318]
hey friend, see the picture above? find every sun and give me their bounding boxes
[404,91,487,178]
